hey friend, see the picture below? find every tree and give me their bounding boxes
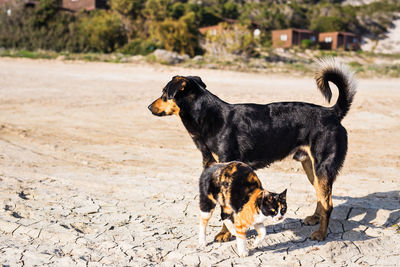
[143,0,171,22]
[155,12,201,56]
[110,0,146,41]
[110,0,145,19]
[169,2,185,19]
[79,11,127,52]
[310,16,345,32]
[222,2,239,19]
[33,0,57,28]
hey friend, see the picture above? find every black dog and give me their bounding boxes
[148,58,356,241]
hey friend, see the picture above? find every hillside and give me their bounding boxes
[1,0,400,56]
[362,17,400,53]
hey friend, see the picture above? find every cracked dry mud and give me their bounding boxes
[0,58,399,266]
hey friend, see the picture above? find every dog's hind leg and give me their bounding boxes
[310,127,347,241]
[295,146,333,241]
[309,176,333,241]
[294,147,321,226]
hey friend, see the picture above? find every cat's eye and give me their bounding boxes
[271,209,276,212]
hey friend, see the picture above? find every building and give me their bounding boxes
[0,0,108,11]
[272,28,318,48]
[60,0,108,12]
[199,25,225,36]
[199,20,261,38]
[318,32,360,51]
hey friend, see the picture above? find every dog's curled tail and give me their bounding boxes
[315,58,357,120]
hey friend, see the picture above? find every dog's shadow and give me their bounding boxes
[251,190,400,253]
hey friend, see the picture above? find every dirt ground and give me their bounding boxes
[0,58,399,266]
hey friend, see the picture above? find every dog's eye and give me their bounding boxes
[162,95,167,101]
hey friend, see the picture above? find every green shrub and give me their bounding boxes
[78,11,127,53]
[169,2,185,20]
[204,23,257,57]
[33,0,58,28]
[301,39,314,49]
[118,39,157,55]
[222,2,239,20]
[154,12,202,56]
[348,61,362,68]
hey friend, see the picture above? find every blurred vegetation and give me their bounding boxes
[0,0,399,56]
[204,23,257,57]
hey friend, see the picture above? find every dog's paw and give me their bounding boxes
[310,230,326,241]
[303,214,320,226]
[214,231,232,242]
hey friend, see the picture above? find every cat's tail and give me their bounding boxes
[315,58,357,121]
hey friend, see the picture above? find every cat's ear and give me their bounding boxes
[279,189,287,199]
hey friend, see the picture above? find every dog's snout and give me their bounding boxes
[148,103,153,111]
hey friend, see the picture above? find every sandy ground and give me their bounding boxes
[0,58,399,266]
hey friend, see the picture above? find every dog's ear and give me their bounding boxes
[186,76,206,89]
[166,76,188,99]
[165,75,205,99]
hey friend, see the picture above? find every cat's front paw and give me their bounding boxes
[198,239,207,248]
[253,237,263,248]
[238,249,249,258]
[236,238,249,257]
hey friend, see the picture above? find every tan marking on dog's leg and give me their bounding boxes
[214,224,233,242]
[211,152,219,163]
[297,146,332,240]
[299,146,322,226]
[310,177,332,241]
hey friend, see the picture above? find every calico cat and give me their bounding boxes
[198,161,287,257]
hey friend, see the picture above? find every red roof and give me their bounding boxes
[320,31,358,37]
[272,28,315,34]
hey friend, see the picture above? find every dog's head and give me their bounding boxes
[148,75,206,116]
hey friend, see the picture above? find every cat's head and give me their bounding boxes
[259,189,287,220]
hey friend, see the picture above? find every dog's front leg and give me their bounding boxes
[190,135,215,168]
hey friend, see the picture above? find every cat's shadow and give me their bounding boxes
[249,190,400,253]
